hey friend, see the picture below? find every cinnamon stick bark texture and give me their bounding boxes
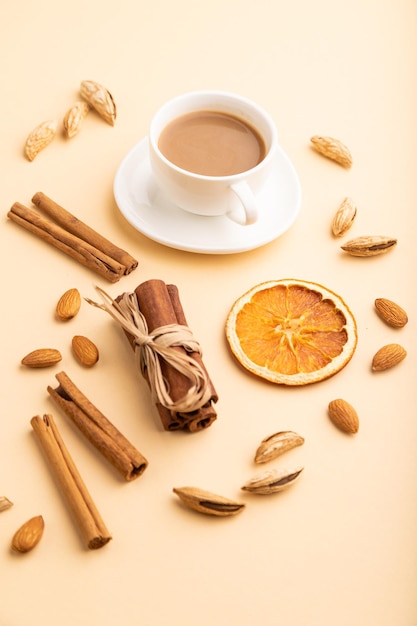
[7,192,138,282]
[47,371,148,481]
[119,280,218,432]
[31,414,112,550]
[32,192,138,273]
[165,284,218,432]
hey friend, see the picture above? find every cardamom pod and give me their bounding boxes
[173,486,245,516]
[254,431,304,464]
[241,467,303,495]
[341,236,397,257]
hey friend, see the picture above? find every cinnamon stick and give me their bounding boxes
[7,193,138,282]
[8,202,125,282]
[47,371,148,481]
[32,192,137,274]
[119,279,218,432]
[135,280,196,408]
[165,284,218,432]
[31,414,112,550]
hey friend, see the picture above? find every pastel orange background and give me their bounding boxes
[1,1,416,624]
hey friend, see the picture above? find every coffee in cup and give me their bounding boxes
[148,91,278,225]
[157,110,267,177]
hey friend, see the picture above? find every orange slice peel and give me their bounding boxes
[226,279,357,386]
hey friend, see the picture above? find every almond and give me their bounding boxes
[21,348,62,368]
[254,431,305,463]
[173,487,245,516]
[0,496,13,512]
[374,298,408,328]
[80,80,116,126]
[72,335,99,367]
[331,197,357,237]
[372,343,407,371]
[341,235,397,257]
[63,101,90,138]
[328,399,359,434]
[56,288,82,321]
[12,515,45,553]
[310,135,352,168]
[24,119,57,161]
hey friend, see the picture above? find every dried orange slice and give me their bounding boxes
[226,279,357,386]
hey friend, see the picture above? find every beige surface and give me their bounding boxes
[1,1,416,624]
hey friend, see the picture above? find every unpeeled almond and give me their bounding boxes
[328,399,359,434]
[374,298,408,328]
[11,515,45,553]
[56,288,82,321]
[21,348,62,368]
[372,343,407,371]
[72,335,99,367]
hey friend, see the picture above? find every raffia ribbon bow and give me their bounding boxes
[87,287,212,413]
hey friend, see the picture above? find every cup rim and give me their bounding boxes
[149,90,278,181]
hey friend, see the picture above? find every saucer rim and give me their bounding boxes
[113,137,302,254]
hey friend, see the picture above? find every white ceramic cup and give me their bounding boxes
[148,91,278,226]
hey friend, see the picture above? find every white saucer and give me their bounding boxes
[113,138,302,254]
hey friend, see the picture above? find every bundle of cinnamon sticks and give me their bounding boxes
[7,192,138,282]
[89,280,218,432]
[129,280,218,432]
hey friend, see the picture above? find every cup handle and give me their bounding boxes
[227,181,258,226]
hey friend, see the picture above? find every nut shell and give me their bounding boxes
[0,496,13,512]
[24,119,57,161]
[341,236,397,257]
[254,431,305,463]
[331,197,357,237]
[80,80,116,126]
[63,101,90,138]
[173,487,245,516]
[241,467,303,494]
[310,135,352,168]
